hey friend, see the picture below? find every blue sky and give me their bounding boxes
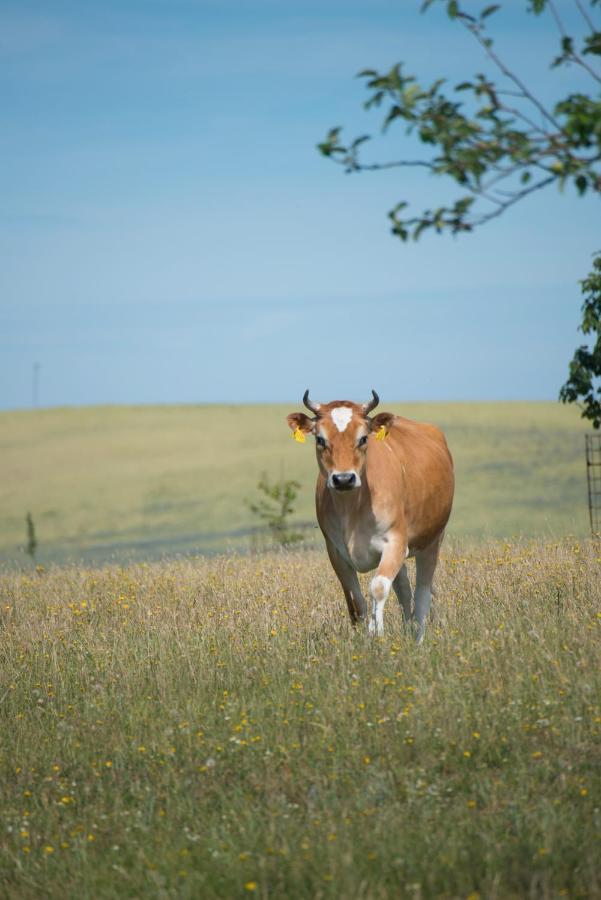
[1,0,599,408]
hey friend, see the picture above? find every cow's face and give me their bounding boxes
[287,392,394,493]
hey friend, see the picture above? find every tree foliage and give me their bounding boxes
[318,0,601,425]
[319,0,600,240]
[560,251,601,428]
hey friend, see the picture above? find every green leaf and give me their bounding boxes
[561,35,574,55]
[583,32,601,57]
[527,0,547,14]
[481,5,500,19]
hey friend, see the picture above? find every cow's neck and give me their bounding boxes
[329,478,370,517]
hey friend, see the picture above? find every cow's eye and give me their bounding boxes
[357,435,368,448]
[316,435,327,449]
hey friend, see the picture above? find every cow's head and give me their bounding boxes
[287,390,395,492]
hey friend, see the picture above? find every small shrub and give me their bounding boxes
[245,472,304,545]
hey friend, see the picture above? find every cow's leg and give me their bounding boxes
[368,541,406,636]
[392,564,412,624]
[324,537,367,626]
[414,537,442,645]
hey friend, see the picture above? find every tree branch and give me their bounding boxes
[548,0,601,83]
[341,159,434,172]
[468,174,557,225]
[574,0,597,35]
[458,13,562,130]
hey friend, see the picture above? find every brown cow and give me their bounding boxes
[287,390,454,642]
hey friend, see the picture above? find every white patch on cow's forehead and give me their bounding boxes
[331,407,353,432]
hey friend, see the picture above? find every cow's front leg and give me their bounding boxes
[324,537,368,626]
[368,540,406,636]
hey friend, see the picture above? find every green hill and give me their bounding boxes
[0,402,592,565]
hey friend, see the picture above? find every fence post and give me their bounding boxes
[585,434,601,536]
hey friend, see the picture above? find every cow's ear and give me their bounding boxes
[286,412,315,435]
[369,412,395,433]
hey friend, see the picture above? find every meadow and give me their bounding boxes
[0,539,599,898]
[1,402,598,897]
[0,402,593,566]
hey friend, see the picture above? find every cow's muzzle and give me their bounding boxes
[330,471,358,491]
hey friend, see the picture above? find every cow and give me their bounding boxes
[287,390,454,642]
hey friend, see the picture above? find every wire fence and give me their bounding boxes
[585,433,601,536]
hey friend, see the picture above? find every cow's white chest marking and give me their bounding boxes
[331,407,353,432]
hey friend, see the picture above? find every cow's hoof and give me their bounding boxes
[367,617,384,637]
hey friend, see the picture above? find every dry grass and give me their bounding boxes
[0,539,599,898]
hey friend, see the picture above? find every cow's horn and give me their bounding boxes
[303,389,321,415]
[362,390,380,415]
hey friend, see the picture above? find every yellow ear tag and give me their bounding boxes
[375,425,387,442]
[293,427,306,443]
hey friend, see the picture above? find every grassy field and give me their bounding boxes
[0,402,593,565]
[0,539,599,898]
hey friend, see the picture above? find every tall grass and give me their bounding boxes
[0,539,599,898]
